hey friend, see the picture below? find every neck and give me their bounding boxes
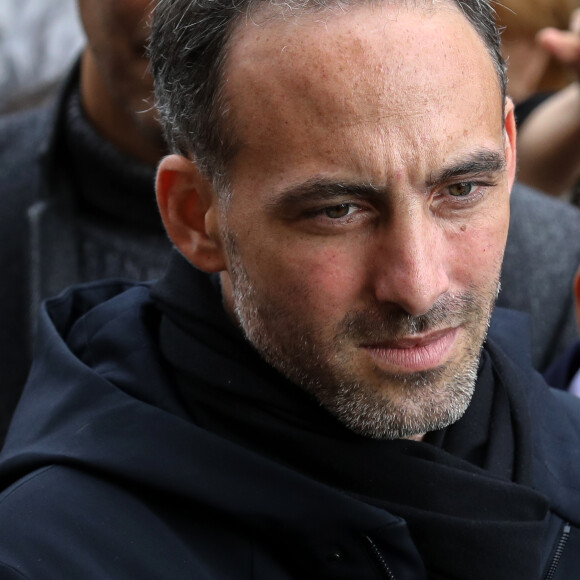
[80,50,166,167]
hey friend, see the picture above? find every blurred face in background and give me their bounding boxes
[78,0,161,147]
[495,0,576,102]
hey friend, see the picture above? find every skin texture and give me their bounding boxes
[157,3,517,440]
[78,0,165,165]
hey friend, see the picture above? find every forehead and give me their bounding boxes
[223,3,503,187]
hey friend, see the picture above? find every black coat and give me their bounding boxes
[544,340,580,392]
[0,258,578,579]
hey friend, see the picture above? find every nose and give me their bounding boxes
[371,205,450,317]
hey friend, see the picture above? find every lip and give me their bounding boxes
[361,327,459,373]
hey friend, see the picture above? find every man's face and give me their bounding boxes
[78,0,157,133]
[213,4,515,439]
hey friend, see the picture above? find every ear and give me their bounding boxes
[156,154,227,272]
[503,97,517,192]
[573,267,580,332]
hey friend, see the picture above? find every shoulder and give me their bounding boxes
[0,102,56,213]
[506,182,580,270]
[0,463,243,580]
[43,278,154,335]
[531,387,580,525]
[543,341,580,390]
[500,184,580,369]
[487,312,580,523]
[0,103,62,448]
[1,280,186,451]
[0,465,215,579]
[523,372,580,524]
[0,103,54,162]
[35,280,161,385]
[508,182,580,247]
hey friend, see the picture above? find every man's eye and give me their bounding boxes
[448,182,475,197]
[323,204,355,219]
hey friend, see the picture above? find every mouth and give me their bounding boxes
[361,327,460,373]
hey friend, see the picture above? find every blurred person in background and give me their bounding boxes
[495,0,577,106]
[0,0,171,445]
[515,9,580,198]
[492,0,580,372]
[0,0,84,114]
[496,1,580,198]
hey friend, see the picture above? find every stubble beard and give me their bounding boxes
[225,235,499,440]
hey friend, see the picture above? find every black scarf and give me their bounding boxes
[152,253,550,580]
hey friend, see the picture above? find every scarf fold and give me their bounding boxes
[152,255,550,580]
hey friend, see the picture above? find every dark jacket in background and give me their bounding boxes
[498,184,580,370]
[544,340,580,391]
[0,63,171,444]
[0,255,578,579]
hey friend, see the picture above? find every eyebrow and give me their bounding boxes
[267,180,383,212]
[267,148,507,211]
[427,149,507,186]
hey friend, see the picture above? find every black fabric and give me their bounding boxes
[497,184,580,372]
[0,269,579,578]
[26,64,171,341]
[152,253,550,580]
[65,89,162,231]
[544,340,580,391]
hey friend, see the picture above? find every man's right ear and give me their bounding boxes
[156,154,227,273]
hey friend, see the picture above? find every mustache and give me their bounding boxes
[339,289,487,342]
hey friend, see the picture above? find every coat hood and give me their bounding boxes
[0,278,428,577]
[1,260,580,580]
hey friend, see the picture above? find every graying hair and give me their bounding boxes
[149,0,507,187]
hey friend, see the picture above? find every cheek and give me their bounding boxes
[449,214,508,287]
[251,242,366,314]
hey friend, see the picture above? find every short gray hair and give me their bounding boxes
[149,0,506,184]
